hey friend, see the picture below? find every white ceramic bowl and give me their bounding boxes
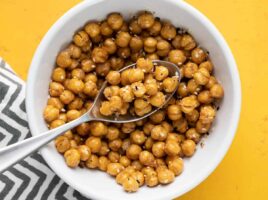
[26,0,241,199]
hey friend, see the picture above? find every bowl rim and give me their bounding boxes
[26,0,241,199]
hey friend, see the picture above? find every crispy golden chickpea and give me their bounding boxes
[151,125,168,141]
[134,98,150,110]
[83,80,98,97]
[55,136,70,153]
[77,145,91,161]
[108,151,120,163]
[120,69,131,86]
[185,128,200,143]
[210,84,224,98]
[120,156,131,167]
[160,22,176,40]
[44,105,60,122]
[185,109,199,123]
[92,47,108,63]
[102,38,117,54]
[49,82,64,97]
[107,13,123,30]
[99,141,110,156]
[152,142,165,158]
[196,120,211,134]
[73,31,89,47]
[85,22,100,38]
[106,126,120,141]
[136,58,153,73]
[116,170,130,185]
[100,21,113,36]
[154,66,169,81]
[131,160,143,171]
[166,133,184,143]
[149,20,162,36]
[143,137,153,150]
[143,122,154,136]
[50,119,65,129]
[64,148,80,168]
[177,82,189,97]
[126,144,142,160]
[137,12,155,29]
[121,138,131,153]
[100,101,113,116]
[69,140,78,148]
[76,123,90,137]
[47,97,64,110]
[131,82,146,98]
[135,104,152,116]
[122,122,136,134]
[142,166,157,177]
[181,139,196,157]
[165,140,181,156]
[163,77,178,93]
[128,18,141,34]
[86,154,99,169]
[128,68,145,83]
[146,53,159,60]
[81,59,96,73]
[129,36,143,53]
[156,40,171,57]
[106,71,121,85]
[166,156,183,176]
[109,139,122,152]
[131,171,144,186]
[200,60,213,73]
[171,35,182,49]
[149,92,165,107]
[66,109,81,121]
[183,62,198,78]
[67,78,84,94]
[193,68,210,85]
[85,136,101,153]
[115,31,131,48]
[145,174,159,187]
[107,163,124,176]
[187,79,202,94]
[71,68,85,80]
[205,76,217,89]
[149,110,165,124]
[161,121,174,133]
[144,80,158,96]
[157,167,175,184]
[109,96,123,112]
[180,34,196,50]
[104,86,120,100]
[98,156,110,171]
[117,47,131,59]
[172,118,188,133]
[199,105,216,124]
[191,47,207,64]
[58,113,67,123]
[167,104,182,121]
[68,97,83,110]
[90,121,108,137]
[52,67,66,83]
[110,57,124,70]
[130,130,146,145]
[60,90,75,104]
[122,176,139,192]
[168,50,186,66]
[139,151,155,166]
[180,95,200,114]
[144,37,157,50]
[197,90,213,104]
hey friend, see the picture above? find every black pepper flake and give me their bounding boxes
[217,107,220,110]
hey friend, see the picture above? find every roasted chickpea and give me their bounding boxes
[185,109,199,123]
[103,86,120,100]
[199,105,216,124]
[154,65,169,81]
[181,139,196,157]
[144,80,158,96]
[129,36,143,53]
[81,59,96,73]
[100,21,113,36]
[119,156,131,167]
[143,122,154,136]
[160,22,176,40]
[55,136,70,153]
[107,163,124,176]
[197,90,213,104]
[77,145,91,161]
[110,57,124,70]
[205,76,217,89]
[200,60,213,73]
[151,125,168,141]
[128,68,145,83]
[187,79,202,94]
[177,82,188,97]
[49,82,64,97]
[86,154,99,169]
[144,37,157,53]
[92,47,108,63]
[90,121,108,137]
[183,62,198,78]
[136,58,153,73]
[98,156,110,171]
[149,110,165,124]
[99,141,110,156]
[66,78,84,94]
[107,13,124,30]
[60,90,75,104]
[50,119,65,129]
[210,84,224,98]
[172,117,188,133]
[73,31,89,47]
[131,160,143,171]
[85,22,100,38]
[105,126,120,141]
[115,31,131,48]
[193,68,210,85]
[135,104,152,116]
[149,92,165,107]
[157,167,175,184]
[101,39,116,55]
[122,176,139,192]
[100,101,112,116]
[191,48,207,64]
[156,40,171,57]
[149,20,162,36]
[167,104,182,121]
[145,174,159,187]
[139,151,155,166]
[83,80,98,98]
[86,136,101,153]
[161,121,174,133]
[171,35,182,49]
[180,34,196,50]
[130,130,146,145]
[105,71,121,85]
[117,47,131,59]
[109,139,122,152]
[180,95,200,114]
[152,142,165,158]
[166,156,183,176]
[64,148,80,168]
[168,50,186,66]
[131,82,146,98]
[185,128,200,143]
[108,151,120,163]
[52,67,66,83]
[47,97,64,110]
[126,144,142,160]
[122,122,136,134]
[43,105,60,122]
[165,140,181,156]
[137,12,155,29]
[163,77,178,93]
[129,18,142,34]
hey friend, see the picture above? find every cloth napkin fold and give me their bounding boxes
[0,58,89,200]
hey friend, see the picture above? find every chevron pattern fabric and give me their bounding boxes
[0,58,89,200]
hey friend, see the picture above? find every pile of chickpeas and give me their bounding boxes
[100,58,178,117]
[43,11,224,192]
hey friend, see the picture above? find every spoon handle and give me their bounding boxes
[0,114,89,173]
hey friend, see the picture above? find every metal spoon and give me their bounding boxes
[0,60,180,173]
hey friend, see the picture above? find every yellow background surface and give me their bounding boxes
[0,0,267,199]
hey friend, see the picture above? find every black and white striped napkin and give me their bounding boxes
[0,58,89,200]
